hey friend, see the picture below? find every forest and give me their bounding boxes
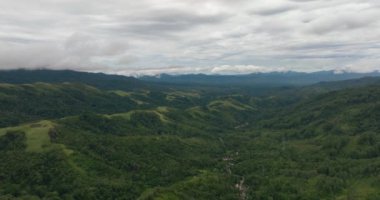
[0,70,380,200]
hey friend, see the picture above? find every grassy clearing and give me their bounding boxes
[186,106,207,118]
[138,171,232,200]
[0,130,6,137]
[165,91,200,101]
[156,106,169,112]
[154,107,170,122]
[207,99,255,111]
[111,90,146,105]
[111,90,132,97]
[33,82,61,91]
[26,120,54,152]
[55,144,75,156]
[0,83,18,89]
[0,120,54,152]
[110,111,134,120]
[131,98,146,105]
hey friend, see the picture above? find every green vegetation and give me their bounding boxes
[0,120,54,152]
[1,71,380,199]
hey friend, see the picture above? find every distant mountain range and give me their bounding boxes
[140,71,380,87]
[1,69,380,89]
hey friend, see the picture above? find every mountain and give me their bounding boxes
[0,69,147,91]
[140,71,380,87]
[2,69,379,92]
[224,83,380,199]
[0,82,141,127]
[1,70,380,199]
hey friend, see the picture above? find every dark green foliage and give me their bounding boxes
[0,83,139,127]
[130,111,162,129]
[0,69,146,90]
[0,131,26,151]
[1,73,380,199]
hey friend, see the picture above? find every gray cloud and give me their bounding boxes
[251,4,297,16]
[96,9,230,38]
[0,0,379,75]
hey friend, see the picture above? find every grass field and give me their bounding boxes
[208,100,254,111]
[0,120,54,152]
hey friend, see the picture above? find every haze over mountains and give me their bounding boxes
[141,70,380,86]
[1,69,380,88]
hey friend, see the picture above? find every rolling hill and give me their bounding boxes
[0,69,147,91]
[0,70,380,199]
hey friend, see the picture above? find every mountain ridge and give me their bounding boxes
[0,69,147,91]
[140,70,380,86]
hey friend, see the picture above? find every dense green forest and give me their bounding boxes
[0,70,380,200]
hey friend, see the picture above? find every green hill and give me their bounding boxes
[0,82,141,127]
[0,69,146,91]
[0,71,380,199]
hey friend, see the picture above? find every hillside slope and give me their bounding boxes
[0,69,146,91]
[0,75,380,199]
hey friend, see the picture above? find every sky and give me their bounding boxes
[0,0,380,75]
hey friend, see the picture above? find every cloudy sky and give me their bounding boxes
[1,0,380,75]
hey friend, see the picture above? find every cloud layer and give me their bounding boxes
[1,0,379,75]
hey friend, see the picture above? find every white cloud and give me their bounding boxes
[211,65,287,74]
[0,0,379,75]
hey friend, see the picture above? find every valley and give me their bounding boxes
[0,70,379,199]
